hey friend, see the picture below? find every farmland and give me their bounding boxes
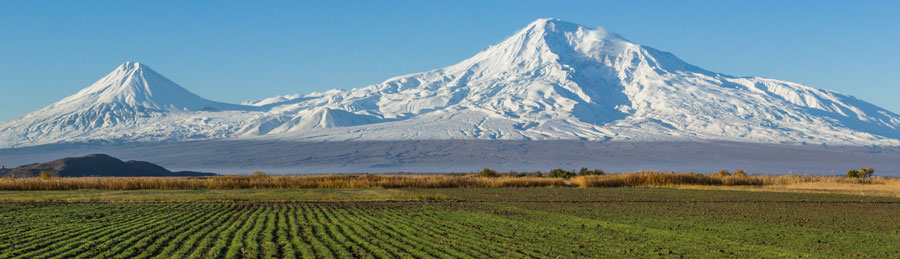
[2,188,899,258]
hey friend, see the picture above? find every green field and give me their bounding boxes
[2,188,899,258]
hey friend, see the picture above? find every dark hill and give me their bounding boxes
[0,154,215,177]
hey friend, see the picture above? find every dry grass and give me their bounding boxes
[571,171,900,198]
[3,172,900,198]
[678,181,900,198]
[571,171,764,187]
[0,174,567,191]
[571,171,900,187]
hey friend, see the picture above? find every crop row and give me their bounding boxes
[1,202,585,258]
[3,192,900,258]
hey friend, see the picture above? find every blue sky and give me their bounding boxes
[1,1,898,122]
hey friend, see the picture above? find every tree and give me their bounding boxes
[715,170,731,177]
[578,167,590,176]
[847,168,874,178]
[476,168,499,177]
[733,169,747,177]
[252,171,269,178]
[578,168,605,176]
[548,168,574,178]
[860,168,875,178]
[534,171,543,177]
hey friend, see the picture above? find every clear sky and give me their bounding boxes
[1,1,898,122]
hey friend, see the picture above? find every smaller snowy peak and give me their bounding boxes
[59,62,207,111]
[236,107,383,135]
[242,94,305,107]
[0,62,260,148]
[296,108,382,130]
[50,61,247,113]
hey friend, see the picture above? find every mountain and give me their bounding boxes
[0,153,216,177]
[1,18,899,148]
[259,18,900,144]
[0,62,259,147]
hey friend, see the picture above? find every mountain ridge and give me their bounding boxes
[1,18,899,148]
[0,153,216,177]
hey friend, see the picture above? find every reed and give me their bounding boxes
[0,174,567,191]
[1,172,897,191]
[570,171,900,187]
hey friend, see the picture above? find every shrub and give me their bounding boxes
[715,170,731,177]
[578,167,589,176]
[578,167,605,176]
[38,171,55,180]
[846,170,861,178]
[476,168,499,178]
[548,168,575,178]
[733,169,747,177]
[860,168,875,178]
[252,171,269,178]
[534,171,543,177]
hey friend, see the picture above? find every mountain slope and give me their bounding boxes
[1,18,899,148]
[254,18,900,144]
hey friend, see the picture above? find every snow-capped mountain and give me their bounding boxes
[2,18,899,148]
[0,62,259,146]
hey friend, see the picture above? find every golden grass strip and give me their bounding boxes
[1,172,898,193]
[569,171,900,187]
[0,175,567,191]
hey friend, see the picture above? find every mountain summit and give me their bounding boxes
[0,62,252,147]
[1,19,899,148]
[58,61,241,112]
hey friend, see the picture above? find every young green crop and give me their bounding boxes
[2,188,899,258]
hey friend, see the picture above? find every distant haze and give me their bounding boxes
[3,140,900,176]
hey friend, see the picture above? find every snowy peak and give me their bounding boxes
[0,62,256,148]
[469,18,632,66]
[467,18,704,77]
[52,61,233,112]
[521,18,629,46]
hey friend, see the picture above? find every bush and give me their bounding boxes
[860,168,875,178]
[476,168,499,177]
[578,167,605,176]
[548,168,575,178]
[715,170,731,177]
[733,170,747,177]
[848,168,875,178]
[534,171,543,177]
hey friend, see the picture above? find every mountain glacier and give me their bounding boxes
[2,18,899,148]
